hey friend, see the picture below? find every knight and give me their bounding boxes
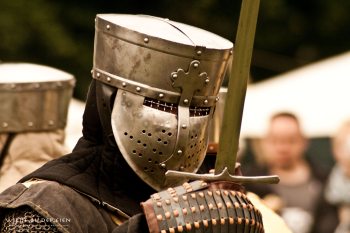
[0,14,267,233]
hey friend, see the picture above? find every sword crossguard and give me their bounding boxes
[166,167,280,184]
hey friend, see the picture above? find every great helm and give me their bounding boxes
[92,14,233,191]
[0,63,75,132]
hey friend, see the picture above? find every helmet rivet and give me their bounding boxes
[34,84,40,88]
[10,84,16,89]
[193,63,199,68]
[159,93,164,98]
[203,100,209,105]
[106,25,110,30]
[91,70,93,74]
[172,74,177,79]
[182,124,187,129]
[215,97,220,102]
[165,18,169,21]
[205,78,209,84]
[179,166,185,171]
[48,120,54,125]
[178,150,182,154]
[144,38,149,43]
[122,82,127,87]
[136,87,141,92]
[2,122,8,128]
[197,51,202,56]
[160,163,166,169]
[107,77,111,82]
[97,73,100,78]
[28,122,33,127]
[230,50,233,55]
[183,99,189,104]
[57,82,62,87]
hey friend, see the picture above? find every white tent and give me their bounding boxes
[241,51,350,138]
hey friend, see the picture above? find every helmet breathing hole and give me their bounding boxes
[190,145,193,148]
[137,140,141,143]
[192,154,194,157]
[159,152,163,155]
[162,130,166,133]
[155,161,158,165]
[194,144,197,146]
[142,130,146,134]
[168,132,172,136]
[143,144,147,148]
[187,156,190,159]
[149,158,152,162]
[158,138,161,142]
[191,136,194,139]
[148,133,152,137]
[184,165,187,168]
[188,164,191,167]
[150,170,154,173]
[130,136,133,139]
[164,141,167,145]
[124,132,128,136]
[132,150,136,154]
[195,134,198,138]
[139,153,142,157]
[144,167,148,171]
[153,149,156,153]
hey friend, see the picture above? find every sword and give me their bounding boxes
[166,0,279,184]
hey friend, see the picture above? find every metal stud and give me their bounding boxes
[97,73,100,78]
[107,77,111,82]
[28,122,33,127]
[106,25,110,30]
[193,63,199,68]
[183,99,189,104]
[182,124,187,129]
[159,93,164,98]
[34,84,40,88]
[91,70,93,74]
[165,18,169,21]
[179,166,184,171]
[160,163,166,169]
[215,96,220,102]
[10,84,16,89]
[172,74,178,79]
[177,150,182,154]
[48,120,54,126]
[144,38,149,43]
[122,82,127,87]
[230,50,233,55]
[197,51,202,56]
[205,78,209,84]
[203,100,208,105]
[57,82,62,87]
[2,122,8,128]
[136,87,141,92]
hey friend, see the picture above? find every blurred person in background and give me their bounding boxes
[0,63,74,192]
[325,120,350,233]
[243,112,338,233]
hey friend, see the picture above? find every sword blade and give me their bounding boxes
[215,0,261,174]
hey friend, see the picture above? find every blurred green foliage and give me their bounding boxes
[1,0,350,100]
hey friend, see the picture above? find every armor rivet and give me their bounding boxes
[48,120,54,125]
[205,78,209,84]
[179,166,184,171]
[182,124,187,129]
[183,99,189,104]
[172,74,177,79]
[203,100,208,105]
[193,63,199,68]
[106,25,110,30]
[177,150,182,154]
[2,122,8,128]
[160,163,166,169]
[97,73,100,78]
[107,77,111,82]
[197,51,202,56]
[159,93,164,98]
[10,84,16,89]
[144,38,149,43]
[165,18,169,21]
[34,84,40,88]
[57,82,62,87]
[230,50,233,55]
[215,96,220,102]
[136,87,141,92]
[122,82,127,87]
[91,70,93,74]
[28,122,33,127]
